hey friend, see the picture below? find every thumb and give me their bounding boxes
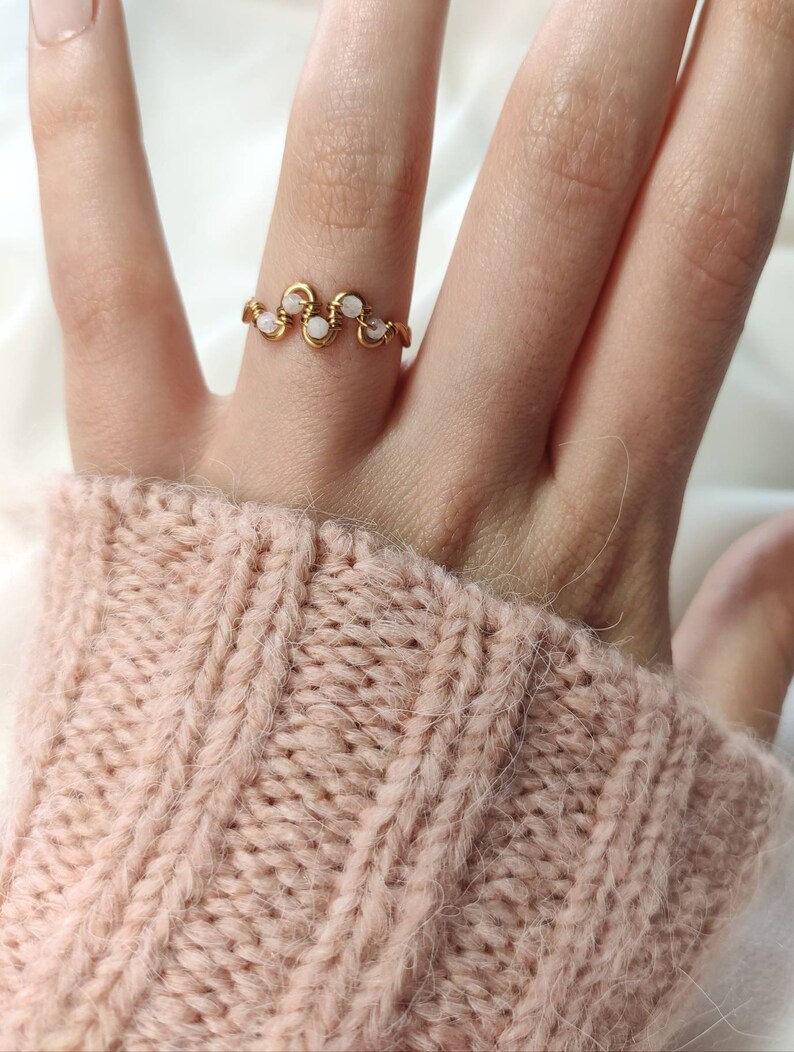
[673,511,794,740]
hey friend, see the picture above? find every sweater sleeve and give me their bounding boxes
[0,477,788,1052]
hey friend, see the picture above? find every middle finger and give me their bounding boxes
[407,0,698,489]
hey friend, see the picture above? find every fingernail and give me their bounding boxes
[31,0,94,47]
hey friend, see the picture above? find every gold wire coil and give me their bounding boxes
[241,298,291,342]
[243,284,412,350]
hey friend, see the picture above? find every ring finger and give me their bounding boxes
[231,0,450,499]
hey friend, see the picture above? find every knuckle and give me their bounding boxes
[413,470,498,572]
[515,62,643,203]
[538,481,668,645]
[30,88,107,149]
[545,498,627,599]
[663,162,781,300]
[55,261,160,363]
[733,0,794,43]
[61,297,128,363]
[290,105,422,237]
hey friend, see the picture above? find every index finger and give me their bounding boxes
[29,0,205,474]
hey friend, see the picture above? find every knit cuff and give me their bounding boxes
[0,476,789,1052]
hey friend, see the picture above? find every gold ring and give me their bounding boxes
[243,283,412,350]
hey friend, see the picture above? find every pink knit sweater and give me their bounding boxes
[0,477,788,1052]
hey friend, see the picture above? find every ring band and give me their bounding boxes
[243,283,411,350]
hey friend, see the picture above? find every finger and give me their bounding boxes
[554,0,794,509]
[402,0,698,484]
[231,0,449,497]
[29,0,205,475]
[674,512,794,739]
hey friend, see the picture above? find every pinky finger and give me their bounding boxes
[29,0,207,474]
[674,512,794,739]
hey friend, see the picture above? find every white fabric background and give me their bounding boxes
[0,2,792,1048]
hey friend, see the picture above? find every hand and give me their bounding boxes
[28,0,794,723]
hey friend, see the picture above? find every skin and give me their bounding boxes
[27,0,794,732]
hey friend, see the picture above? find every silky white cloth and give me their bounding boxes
[0,2,792,1048]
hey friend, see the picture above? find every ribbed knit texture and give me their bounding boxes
[0,477,788,1052]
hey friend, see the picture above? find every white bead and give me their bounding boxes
[366,318,387,341]
[341,294,363,319]
[307,315,330,341]
[256,311,279,335]
[282,292,303,315]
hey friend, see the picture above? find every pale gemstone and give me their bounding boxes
[256,311,279,335]
[367,318,387,341]
[282,292,303,315]
[307,315,330,341]
[341,294,363,319]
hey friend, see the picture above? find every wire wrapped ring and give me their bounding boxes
[243,284,411,350]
